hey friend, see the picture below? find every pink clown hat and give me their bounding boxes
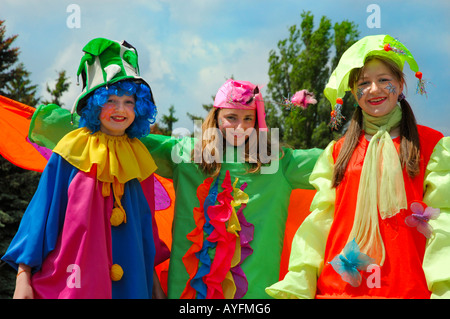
[213,79,267,131]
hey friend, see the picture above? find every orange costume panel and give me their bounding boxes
[316,125,443,298]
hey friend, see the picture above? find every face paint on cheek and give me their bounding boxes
[218,118,222,127]
[100,104,115,121]
[385,82,397,95]
[357,88,364,100]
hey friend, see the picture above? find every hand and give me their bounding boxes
[13,264,34,299]
[152,270,167,299]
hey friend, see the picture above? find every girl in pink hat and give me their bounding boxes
[140,79,322,299]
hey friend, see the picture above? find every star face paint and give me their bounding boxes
[385,82,397,95]
[357,88,365,100]
[353,59,403,117]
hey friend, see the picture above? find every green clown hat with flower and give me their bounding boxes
[324,34,427,129]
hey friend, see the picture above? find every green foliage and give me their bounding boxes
[4,62,40,107]
[0,20,19,94]
[266,11,360,149]
[0,20,40,107]
[160,105,179,135]
[42,70,71,107]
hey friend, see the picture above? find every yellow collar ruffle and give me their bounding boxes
[53,127,157,226]
[53,127,157,183]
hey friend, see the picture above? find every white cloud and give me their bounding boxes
[38,41,82,110]
[144,44,175,82]
[160,0,223,27]
[133,0,165,12]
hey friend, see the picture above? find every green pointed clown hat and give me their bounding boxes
[72,37,154,114]
[324,34,426,129]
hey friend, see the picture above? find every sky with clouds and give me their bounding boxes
[1,0,449,136]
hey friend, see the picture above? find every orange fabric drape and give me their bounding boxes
[153,175,176,296]
[0,95,47,172]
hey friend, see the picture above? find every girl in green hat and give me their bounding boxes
[266,34,450,299]
[2,39,168,299]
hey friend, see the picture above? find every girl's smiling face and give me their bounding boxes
[352,58,403,117]
[217,108,256,146]
[100,94,136,136]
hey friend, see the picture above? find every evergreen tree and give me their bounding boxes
[42,70,70,107]
[160,105,178,135]
[0,20,39,106]
[0,20,19,95]
[4,63,40,107]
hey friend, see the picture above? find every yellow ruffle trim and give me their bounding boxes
[53,127,157,183]
[53,127,157,226]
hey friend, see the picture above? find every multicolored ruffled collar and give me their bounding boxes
[181,170,254,299]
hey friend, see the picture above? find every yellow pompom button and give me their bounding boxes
[110,207,125,226]
[110,264,124,281]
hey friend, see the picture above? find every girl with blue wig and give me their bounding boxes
[2,38,169,299]
[79,80,157,139]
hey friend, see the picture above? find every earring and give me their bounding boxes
[397,93,405,102]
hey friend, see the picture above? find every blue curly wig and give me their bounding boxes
[78,80,157,139]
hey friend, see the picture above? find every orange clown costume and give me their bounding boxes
[266,34,450,299]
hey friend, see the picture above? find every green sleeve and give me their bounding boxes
[422,137,450,299]
[281,147,323,190]
[29,104,79,149]
[266,141,335,298]
[140,134,195,179]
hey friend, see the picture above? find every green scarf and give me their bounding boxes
[346,105,407,266]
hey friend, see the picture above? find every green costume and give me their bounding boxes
[140,134,321,298]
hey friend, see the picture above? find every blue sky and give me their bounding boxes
[2,0,449,136]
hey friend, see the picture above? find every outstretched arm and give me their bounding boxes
[422,137,450,298]
[13,264,33,299]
